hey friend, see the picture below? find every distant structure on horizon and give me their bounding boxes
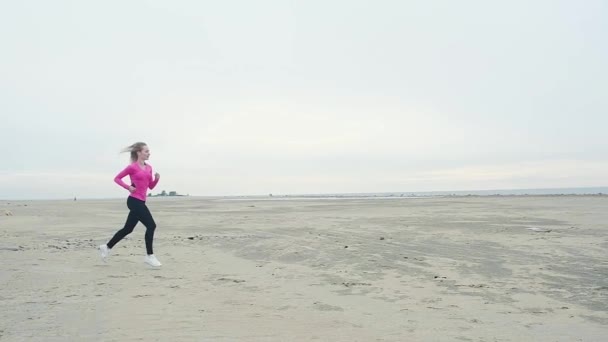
[148,190,188,197]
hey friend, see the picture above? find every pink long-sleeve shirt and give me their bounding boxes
[114,162,159,201]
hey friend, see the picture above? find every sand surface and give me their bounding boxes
[1,196,607,341]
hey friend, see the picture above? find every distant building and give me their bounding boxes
[149,190,186,197]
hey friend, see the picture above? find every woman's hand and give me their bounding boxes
[154,172,160,179]
[128,186,136,193]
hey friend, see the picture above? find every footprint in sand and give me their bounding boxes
[341,282,371,287]
[313,302,344,311]
[217,277,246,283]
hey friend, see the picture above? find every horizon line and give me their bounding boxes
[2,185,607,201]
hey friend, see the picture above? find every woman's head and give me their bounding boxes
[122,142,150,162]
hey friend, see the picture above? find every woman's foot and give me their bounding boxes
[99,244,110,261]
[144,254,162,267]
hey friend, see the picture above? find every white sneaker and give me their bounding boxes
[144,254,162,267]
[99,244,110,261]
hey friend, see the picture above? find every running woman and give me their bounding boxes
[99,142,162,267]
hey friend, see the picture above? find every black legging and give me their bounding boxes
[107,196,157,255]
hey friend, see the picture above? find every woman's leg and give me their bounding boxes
[106,209,139,249]
[119,197,157,255]
[131,201,160,266]
[136,204,157,255]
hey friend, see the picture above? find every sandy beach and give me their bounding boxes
[1,196,607,341]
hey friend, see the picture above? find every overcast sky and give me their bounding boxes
[1,0,606,200]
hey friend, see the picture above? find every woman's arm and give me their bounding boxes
[114,165,133,190]
[149,171,160,189]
